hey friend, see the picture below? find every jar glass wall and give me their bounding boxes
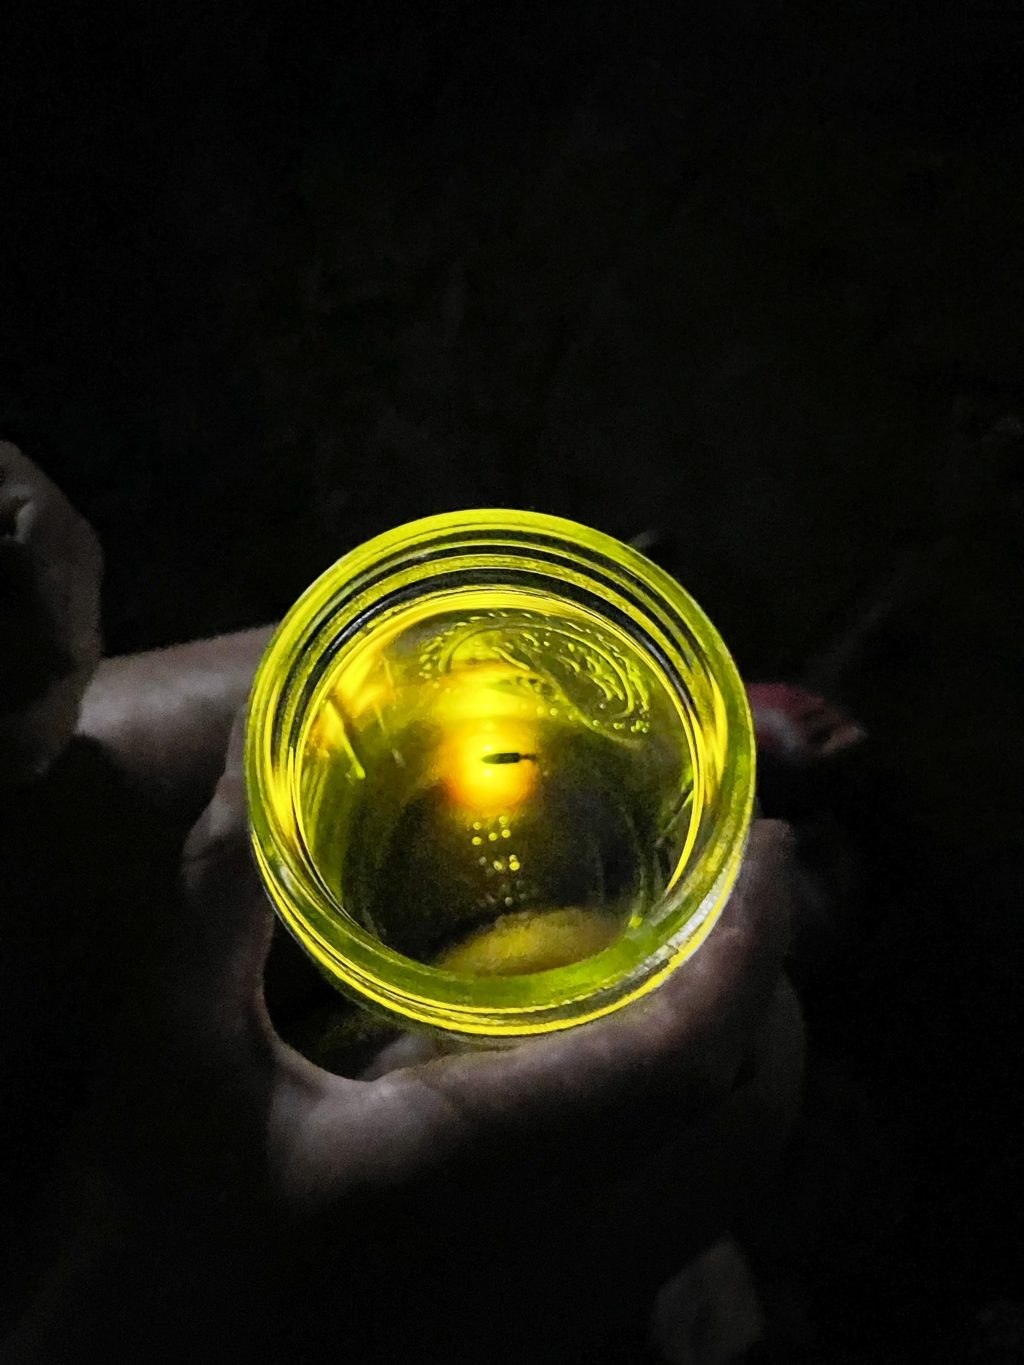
[246,510,755,1041]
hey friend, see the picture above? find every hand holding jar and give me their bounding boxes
[1,452,803,1365]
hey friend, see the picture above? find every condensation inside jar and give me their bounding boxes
[297,590,697,976]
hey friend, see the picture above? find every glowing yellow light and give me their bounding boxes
[436,907,622,976]
[441,719,539,812]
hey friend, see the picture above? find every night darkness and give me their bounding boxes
[1,2,1022,1362]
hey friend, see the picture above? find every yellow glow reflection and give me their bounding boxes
[432,664,540,813]
[441,719,539,812]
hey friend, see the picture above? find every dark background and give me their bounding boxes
[1,2,1022,1360]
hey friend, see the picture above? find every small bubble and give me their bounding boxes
[478,856,488,867]
[548,707,558,717]
[492,859,504,872]
[613,721,624,731]
[509,855,521,872]
[504,896,515,908]
[472,821,482,831]
[498,814,509,826]
[488,831,498,842]
[471,835,482,846]
[501,828,511,838]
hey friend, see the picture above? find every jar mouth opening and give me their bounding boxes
[246,510,755,1038]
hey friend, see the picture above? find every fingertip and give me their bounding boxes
[225,703,249,773]
[750,815,797,901]
[182,706,249,869]
[720,818,796,962]
[637,818,796,1060]
[176,749,274,1035]
[178,709,271,992]
[750,816,796,854]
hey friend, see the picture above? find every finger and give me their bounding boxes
[172,706,277,1055]
[0,443,103,777]
[0,444,102,678]
[359,1031,440,1079]
[290,820,794,1197]
[77,626,275,825]
[748,683,865,765]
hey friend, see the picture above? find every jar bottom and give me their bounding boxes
[295,591,695,976]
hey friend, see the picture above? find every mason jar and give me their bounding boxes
[245,510,754,1042]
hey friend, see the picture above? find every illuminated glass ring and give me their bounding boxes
[245,510,755,1041]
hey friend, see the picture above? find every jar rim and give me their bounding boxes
[246,509,755,1039]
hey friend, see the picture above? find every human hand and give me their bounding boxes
[6,709,801,1365]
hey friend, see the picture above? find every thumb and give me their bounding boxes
[286,820,794,1200]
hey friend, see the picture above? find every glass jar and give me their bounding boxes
[245,510,754,1042]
